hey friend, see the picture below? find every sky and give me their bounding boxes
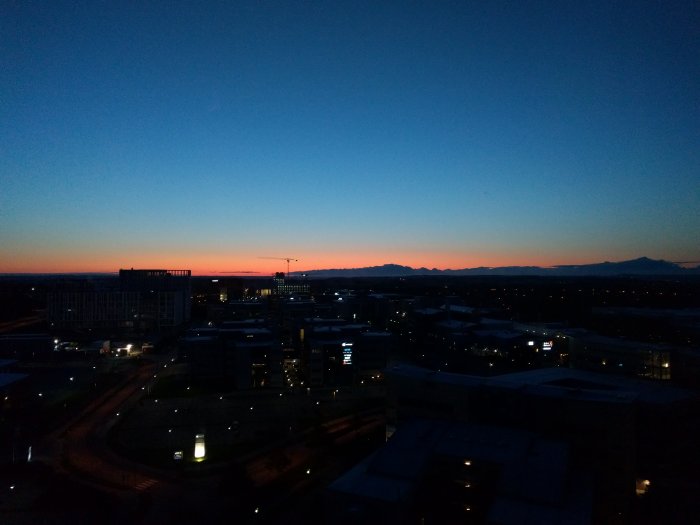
[1,1,699,275]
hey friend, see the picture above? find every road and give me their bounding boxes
[0,315,43,334]
[34,355,187,522]
[31,355,386,524]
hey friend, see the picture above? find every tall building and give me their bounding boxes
[260,272,310,296]
[47,269,191,335]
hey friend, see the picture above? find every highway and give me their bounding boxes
[30,354,386,524]
[34,355,186,523]
[0,315,43,334]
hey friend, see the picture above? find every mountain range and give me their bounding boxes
[301,257,700,278]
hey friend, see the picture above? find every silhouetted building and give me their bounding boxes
[260,272,310,296]
[302,319,371,387]
[383,364,699,522]
[565,330,673,380]
[182,323,276,389]
[47,269,191,335]
[327,418,591,525]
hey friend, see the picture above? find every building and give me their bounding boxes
[379,364,700,522]
[260,273,310,297]
[327,418,591,525]
[47,269,191,335]
[182,322,277,389]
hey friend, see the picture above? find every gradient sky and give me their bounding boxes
[2,1,699,275]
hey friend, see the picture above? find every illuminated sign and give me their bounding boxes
[543,341,553,351]
[527,341,535,346]
[194,434,206,460]
[342,342,353,365]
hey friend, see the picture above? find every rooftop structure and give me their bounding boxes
[328,418,590,525]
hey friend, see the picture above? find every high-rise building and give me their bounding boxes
[47,269,191,334]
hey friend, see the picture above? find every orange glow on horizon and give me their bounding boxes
[0,245,667,275]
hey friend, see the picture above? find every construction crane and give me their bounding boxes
[258,257,298,277]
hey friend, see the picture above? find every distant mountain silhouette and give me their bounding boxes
[302,257,699,278]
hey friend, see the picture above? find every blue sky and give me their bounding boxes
[1,1,698,273]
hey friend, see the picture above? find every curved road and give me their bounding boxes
[35,356,185,522]
[34,355,385,524]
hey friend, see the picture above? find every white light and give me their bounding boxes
[194,434,206,459]
[306,468,311,475]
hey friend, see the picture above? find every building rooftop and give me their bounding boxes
[329,418,588,523]
[435,320,475,331]
[497,367,693,405]
[440,304,477,314]
[0,358,18,369]
[387,364,696,405]
[0,372,28,389]
[562,329,676,351]
[329,450,414,503]
[472,329,522,340]
[361,331,393,338]
[412,307,442,316]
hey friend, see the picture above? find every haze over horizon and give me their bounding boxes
[2,1,699,274]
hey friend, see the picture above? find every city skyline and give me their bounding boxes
[2,1,699,274]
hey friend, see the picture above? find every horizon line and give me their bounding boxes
[1,255,698,277]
